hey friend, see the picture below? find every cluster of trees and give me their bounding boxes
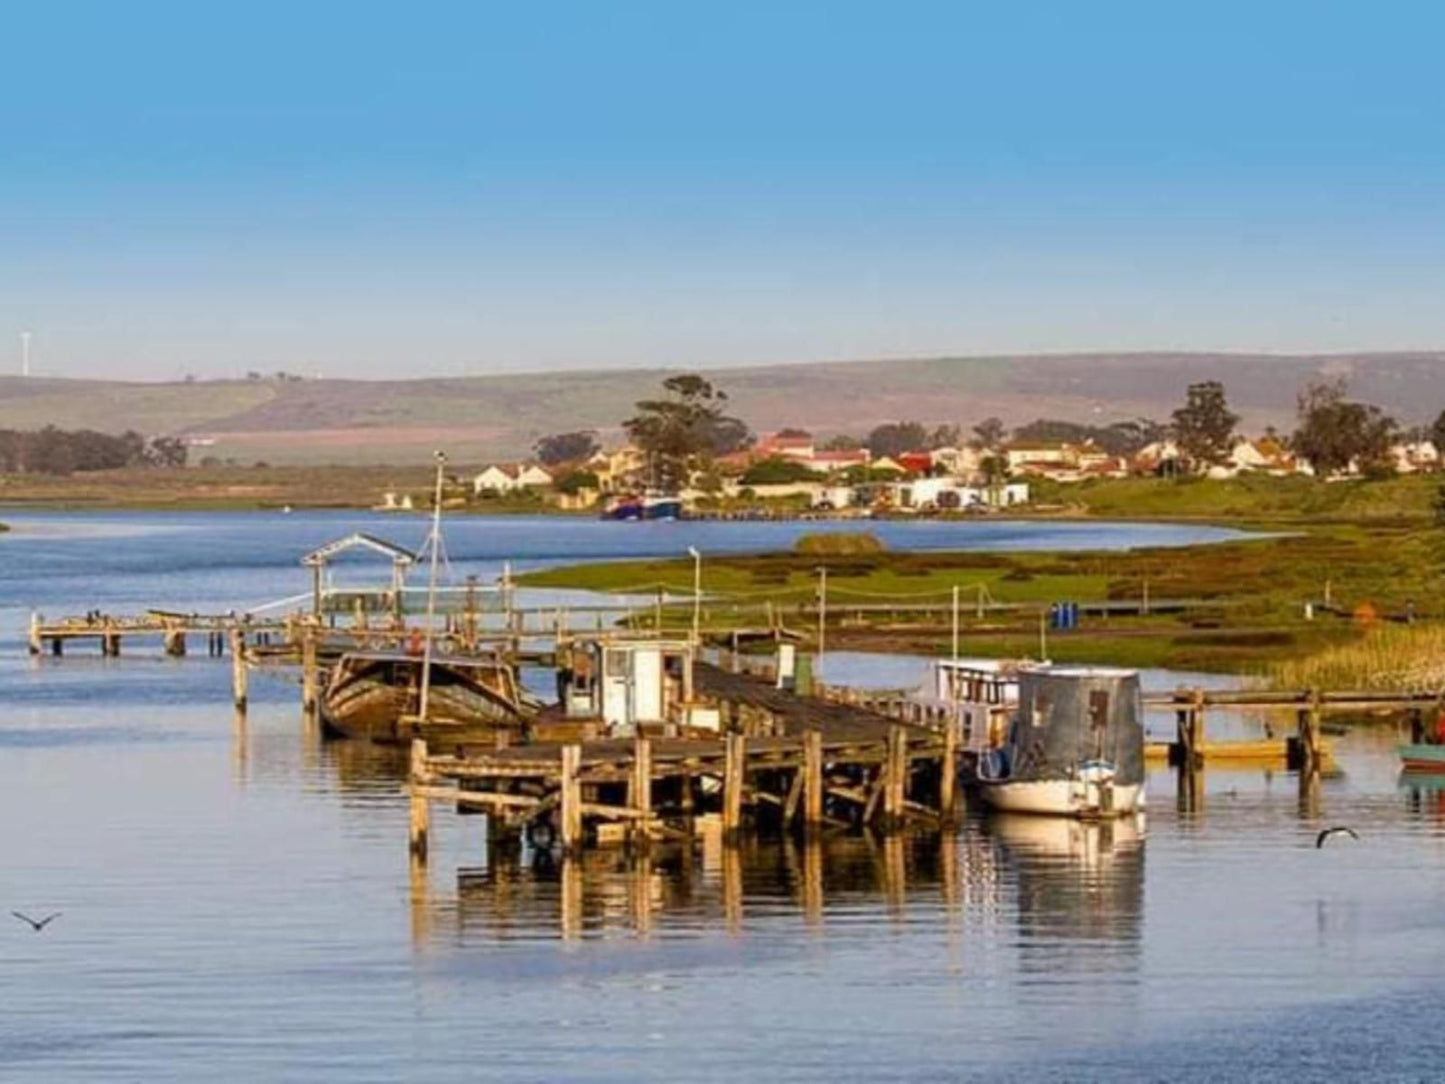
[0,427,187,475]
[621,374,753,489]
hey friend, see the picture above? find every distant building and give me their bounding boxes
[472,463,554,494]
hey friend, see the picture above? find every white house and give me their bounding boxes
[1392,439,1440,474]
[473,464,554,494]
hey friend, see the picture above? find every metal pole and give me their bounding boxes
[418,451,446,722]
[951,584,959,663]
[689,546,702,642]
[816,566,827,657]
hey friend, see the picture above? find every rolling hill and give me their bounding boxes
[1,351,1442,465]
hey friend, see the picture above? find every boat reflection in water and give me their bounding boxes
[984,812,1146,953]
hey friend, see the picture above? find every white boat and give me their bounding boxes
[975,666,1145,818]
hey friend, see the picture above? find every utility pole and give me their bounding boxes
[951,584,960,663]
[816,566,828,657]
[417,451,446,722]
[688,546,702,642]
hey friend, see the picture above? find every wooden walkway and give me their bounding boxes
[410,667,959,858]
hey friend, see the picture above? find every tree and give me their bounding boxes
[623,374,750,489]
[971,417,1006,451]
[740,456,818,485]
[534,430,600,466]
[144,436,189,469]
[927,424,961,449]
[775,427,812,440]
[820,434,862,451]
[1431,408,1445,456]
[554,469,600,495]
[1171,381,1238,468]
[1292,378,1397,478]
[866,421,929,459]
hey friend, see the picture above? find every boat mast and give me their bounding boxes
[418,450,446,722]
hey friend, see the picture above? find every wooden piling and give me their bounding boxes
[300,628,319,716]
[939,718,959,823]
[230,629,248,710]
[28,613,41,656]
[723,732,746,836]
[408,739,430,861]
[629,737,652,843]
[560,744,583,853]
[802,728,823,829]
[883,725,908,825]
[163,628,186,657]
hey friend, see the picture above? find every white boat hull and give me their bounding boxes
[979,779,1144,818]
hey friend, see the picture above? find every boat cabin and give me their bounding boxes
[556,637,706,734]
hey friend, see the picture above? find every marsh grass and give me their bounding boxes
[1271,623,1445,691]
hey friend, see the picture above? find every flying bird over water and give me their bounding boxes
[10,911,61,932]
[1315,826,1360,848]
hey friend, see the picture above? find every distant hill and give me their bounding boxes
[2,351,1442,466]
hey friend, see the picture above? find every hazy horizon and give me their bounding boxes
[5,1,1445,381]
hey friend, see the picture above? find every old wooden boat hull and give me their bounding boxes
[321,653,526,744]
[1398,743,1445,773]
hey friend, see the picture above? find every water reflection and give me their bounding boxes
[403,818,1148,961]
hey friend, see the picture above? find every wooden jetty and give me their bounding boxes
[408,663,960,859]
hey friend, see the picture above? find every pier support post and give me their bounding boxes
[802,729,824,830]
[408,739,431,861]
[301,629,319,717]
[723,732,746,837]
[52,636,63,657]
[230,629,249,711]
[560,744,583,854]
[939,719,959,823]
[884,725,908,827]
[28,613,41,656]
[164,628,186,657]
[629,737,653,844]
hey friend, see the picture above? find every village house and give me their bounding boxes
[586,446,649,493]
[472,463,554,495]
[1003,441,1080,478]
[1391,439,1440,474]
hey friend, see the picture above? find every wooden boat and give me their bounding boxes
[976,666,1146,818]
[320,650,529,744]
[1398,743,1445,773]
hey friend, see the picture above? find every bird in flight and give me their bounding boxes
[10,911,61,932]
[1315,826,1360,848]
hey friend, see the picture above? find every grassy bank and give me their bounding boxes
[519,515,1445,677]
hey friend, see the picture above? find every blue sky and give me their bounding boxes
[3,0,1444,380]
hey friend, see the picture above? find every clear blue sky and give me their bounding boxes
[3,0,1444,380]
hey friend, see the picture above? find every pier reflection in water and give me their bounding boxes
[401,815,1146,954]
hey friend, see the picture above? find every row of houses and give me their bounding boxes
[455,428,1445,511]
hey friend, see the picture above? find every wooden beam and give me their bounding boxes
[802,728,823,828]
[723,732,746,835]
[560,744,583,853]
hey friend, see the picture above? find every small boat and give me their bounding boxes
[1398,743,1445,773]
[320,650,530,743]
[975,665,1145,818]
[601,491,683,521]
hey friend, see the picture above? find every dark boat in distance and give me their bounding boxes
[320,650,532,744]
[601,492,684,521]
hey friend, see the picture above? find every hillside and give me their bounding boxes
[2,351,1443,465]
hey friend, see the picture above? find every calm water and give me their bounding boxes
[3,512,1442,1082]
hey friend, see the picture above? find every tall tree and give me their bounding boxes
[866,421,929,459]
[534,430,600,465]
[1431,407,1445,454]
[1171,381,1238,468]
[623,374,750,489]
[971,417,1006,451]
[927,424,962,449]
[1292,378,1397,478]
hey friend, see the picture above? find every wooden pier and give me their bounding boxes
[408,664,960,859]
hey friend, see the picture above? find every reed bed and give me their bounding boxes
[1270,624,1445,692]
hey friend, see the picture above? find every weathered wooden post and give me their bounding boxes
[884,725,908,826]
[629,737,652,843]
[408,739,430,861]
[230,629,249,711]
[723,732,747,837]
[28,612,41,656]
[802,728,824,829]
[939,719,959,823]
[560,744,583,854]
[164,626,186,657]
[301,627,319,716]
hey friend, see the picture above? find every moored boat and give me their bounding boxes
[1398,743,1445,773]
[601,492,683,521]
[320,650,531,743]
[975,665,1145,818]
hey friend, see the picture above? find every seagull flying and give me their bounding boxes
[1315,826,1360,848]
[10,911,61,932]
